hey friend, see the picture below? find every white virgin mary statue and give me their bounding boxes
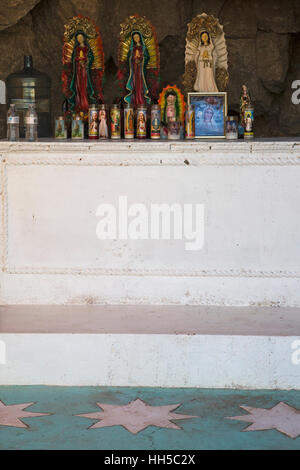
[194,31,218,92]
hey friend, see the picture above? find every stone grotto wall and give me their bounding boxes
[0,0,299,137]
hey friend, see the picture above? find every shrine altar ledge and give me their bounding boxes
[1,139,300,307]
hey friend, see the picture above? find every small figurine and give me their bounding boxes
[62,15,105,118]
[166,92,176,121]
[117,14,160,107]
[183,13,229,93]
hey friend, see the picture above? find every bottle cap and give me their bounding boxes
[24,56,33,71]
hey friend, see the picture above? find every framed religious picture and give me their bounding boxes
[187,92,227,139]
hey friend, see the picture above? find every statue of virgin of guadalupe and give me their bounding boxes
[62,15,105,116]
[117,15,160,107]
[159,85,185,126]
[70,31,95,112]
[183,13,229,94]
[158,85,185,138]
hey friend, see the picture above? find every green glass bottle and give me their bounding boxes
[6,56,51,138]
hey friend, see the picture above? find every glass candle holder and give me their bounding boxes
[225,116,238,140]
[55,116,67,139]
[168,119,180,140]
[124,104,134,139]
[110,104,121,139]
[151,104,161,140]
[88,104,98,140]
[98,104,109,139]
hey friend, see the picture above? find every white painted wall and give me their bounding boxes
[0,332,299,388]
[1,140,300,306]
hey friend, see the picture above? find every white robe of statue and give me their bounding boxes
[194,43,218,93]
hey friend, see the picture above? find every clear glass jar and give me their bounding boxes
[110,104,121,139]
[136,105,147,139]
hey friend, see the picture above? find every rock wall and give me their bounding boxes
[0,0,299,137]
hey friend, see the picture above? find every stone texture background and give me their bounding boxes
[0,0,300,137]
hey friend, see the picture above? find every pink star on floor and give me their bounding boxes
[227,402,300,439]
[76,398,197,434]
[0,400,51,428]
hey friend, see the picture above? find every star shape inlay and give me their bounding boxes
[76,398,197,434]
[0,400,51,428]
[227,402,300,439]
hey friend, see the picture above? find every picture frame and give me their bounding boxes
[187,92,227,139]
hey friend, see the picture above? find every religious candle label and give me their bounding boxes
[89,107,98,139]
[185,107,195,139]
[168,121,180,140]
[244,107,254,139]
[98,108,109,139]
[55,119,67,139]
[136,108,147,138]
[72,119,84,140]
[151,107,161,139]
[226,118,238,140]
[25,117,38,125]
[110,107,121,139]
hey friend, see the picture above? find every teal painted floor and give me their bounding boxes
[1,386,300,450]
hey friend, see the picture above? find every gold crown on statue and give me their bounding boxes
[187,14,222,42]
[64,15,99,41]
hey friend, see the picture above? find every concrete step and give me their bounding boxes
[0,305,300,389]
